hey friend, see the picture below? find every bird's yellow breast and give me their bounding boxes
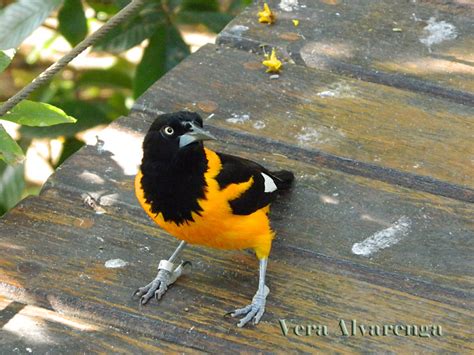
[135,148,273,259]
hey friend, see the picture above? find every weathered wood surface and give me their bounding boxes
[135,44,474,198]
[218,0,474,105]
[0,296,189,353]
[1,2,474,353]
[1,111,473,352]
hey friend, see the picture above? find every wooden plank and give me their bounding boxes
[1,116,472,352]
[217,0,474,105]
[133,44,474,197]
[1,195,472,352]
[0,296,192,353]
[38,114,474,296]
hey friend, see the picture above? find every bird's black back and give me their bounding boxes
[216,152,294,215]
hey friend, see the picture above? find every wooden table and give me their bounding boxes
[1,1,473,352]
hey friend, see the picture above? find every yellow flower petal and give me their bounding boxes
[292,19,299,27]
[258,3,275,24]
[262,48,282,73]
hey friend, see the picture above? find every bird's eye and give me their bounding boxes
[163,126,174,136]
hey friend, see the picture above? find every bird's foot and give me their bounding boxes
[229,285,270,327]
[133,260,191,305]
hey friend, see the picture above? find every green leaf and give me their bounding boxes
[94,19,160,53]
[19,101,111,139]
[77,68,132,89]
[93,4,163,53]
[228,0,252,13]
[76,57,134,89]
[134,24,190,98]
[0,125,24,165]
[58,0,88,46]
[106,91,129,116]
[2,100,76,127]
[0,0,63,50]
[0,160,25,215]
[168,0,184,11]
[182,0,219,12]
[0,49,15,73]
[85,0,127,15]
[177,11,234,33]
[0,53,9,73]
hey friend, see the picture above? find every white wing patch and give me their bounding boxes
[261,173,278,193]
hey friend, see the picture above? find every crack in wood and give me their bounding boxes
[133,108,474,204]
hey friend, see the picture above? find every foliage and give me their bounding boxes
[0,160,24,215]
[0,124,23,165]
[0,50,13,72]
[0,0,250,215]
[0,0,63,51]
[134,23,189,98]
[58,0,89,46]
[2,100,76,126]
[0,51,76,167]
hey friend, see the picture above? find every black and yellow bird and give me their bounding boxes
[134,111,294,327]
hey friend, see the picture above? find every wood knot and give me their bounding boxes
[197,101,218,113]
[17,261,43,276]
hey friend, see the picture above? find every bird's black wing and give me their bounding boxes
[215,152,281,215]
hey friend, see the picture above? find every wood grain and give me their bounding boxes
[44,114,474,296]
[1,116,472,352]
[134,44,474,194]
[217,0,474,104]
[0,296,193,353]
[1,2,473,351]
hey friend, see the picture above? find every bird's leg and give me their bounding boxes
[134,241,190,305]
[230,258,270,327]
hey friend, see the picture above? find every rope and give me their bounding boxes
[0,0,147,116]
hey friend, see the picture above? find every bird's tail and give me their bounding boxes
[270,170,295,190]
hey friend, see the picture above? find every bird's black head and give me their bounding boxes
[142,111,215,163]
[140,111,215,224]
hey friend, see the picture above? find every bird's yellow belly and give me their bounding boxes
[159,201,272,251]
[135,171,273,258]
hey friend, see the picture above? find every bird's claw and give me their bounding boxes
[133,260,191,305]
[230,285,270,327]
[133,270,169,305]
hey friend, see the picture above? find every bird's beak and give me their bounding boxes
[179,123,216,148]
